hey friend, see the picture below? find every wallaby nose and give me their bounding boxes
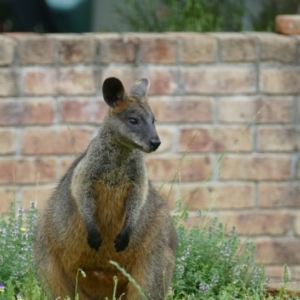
[150,138,161,151]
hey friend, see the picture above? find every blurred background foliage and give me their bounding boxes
[113,0,300,32]
[250,0,300,31]
[0,0,300,33]
[113,0,245,32]
[116,0,245,32]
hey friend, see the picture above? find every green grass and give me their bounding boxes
[0,200,300,300]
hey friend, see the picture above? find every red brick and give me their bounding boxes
[101,66,142,92]
[58,68,98,95]
[293,266,300,280]
[156,127,174,153]
[0,187,17,213]
[139,34,177,64]
[182,211,216,229]
[179,126,253,153]
[145,68,178,95]
[182,67,256,94]
[258,97,294,123]
[21,184,55,210]
[146,155,212,182]
[18,36,55,65]
[219,96,294,124]
[251,33,297,63]
[0,98,54,125]
[192,216,217,230]
[149,96,214,123]
[0,129,17,154]
[0,70,18,97]
[23,68,57,95]
[258,126,297,152]
[153,183,176,208]
[298,98,300,122]
[260,68,300,94]
[297,37,300,64]
[265,266,287,278]
[97,34,137,64]
[255,238,300,265]
[295,211,300,237]
[276,15,300,35]
[59,156,76,177]
[21,127,93,155]
[0,36,15,66]
[267,279,300,293]
[60,98,108,124]
[218,211,292,236]
[220,154,292,181]
[53,34,95,64]
[179,33,216,63]
[259,182,300,208]
[164,182,255,210]
[215,33,256,62]
[0,157,57,184]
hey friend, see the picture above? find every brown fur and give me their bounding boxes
[34,77,176,300]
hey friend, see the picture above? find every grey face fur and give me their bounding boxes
[103,77,161,153]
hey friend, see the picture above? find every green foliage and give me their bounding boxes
[8,270,48,300]
[113,0,245,32]
[250,0,300,31]
[0,200,299,299]
[0,201,40,299]
[171,218,265,299]
[113,0,300,33]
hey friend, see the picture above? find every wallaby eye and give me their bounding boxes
[128,118,138,125]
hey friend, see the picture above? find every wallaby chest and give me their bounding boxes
[94,179,132,234]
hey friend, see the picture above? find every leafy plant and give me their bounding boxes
[0,201,38,299]
[171,217,265,299]
[113,0,245,32]
[112,0,300,33]
[250,0,300,31]
[0,198,299,299]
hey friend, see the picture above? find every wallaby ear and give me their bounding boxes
[102,77,125,108]
[130,78,150,98]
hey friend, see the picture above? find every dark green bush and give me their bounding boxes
[250,0,300,32]
[113,0,245,32]
[113,0,300,33]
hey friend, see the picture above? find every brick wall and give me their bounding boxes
[0,32,299,278]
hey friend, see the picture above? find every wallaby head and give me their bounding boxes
[102,77,160,153]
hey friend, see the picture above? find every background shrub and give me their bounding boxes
[250,0,300,31]
[113,0,245,32]
[171,218,265,299]
[113,0,300,32]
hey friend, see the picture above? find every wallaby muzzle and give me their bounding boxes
[149,137,161,151]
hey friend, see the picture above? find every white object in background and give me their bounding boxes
[45,0,84,10]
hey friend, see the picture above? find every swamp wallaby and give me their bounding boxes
[34,77,176,300]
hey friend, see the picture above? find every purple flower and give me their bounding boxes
[0,283,5,293]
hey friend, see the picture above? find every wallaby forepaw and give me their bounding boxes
[114,231,129,252]
[87,228,102,251]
